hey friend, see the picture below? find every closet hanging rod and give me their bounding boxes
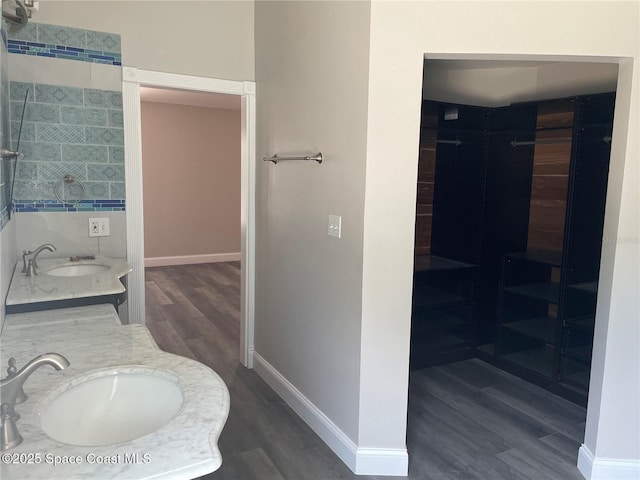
[263,152,323,164]
[436,139,462,146]
[511,138,572,147]
[511,135,613,147]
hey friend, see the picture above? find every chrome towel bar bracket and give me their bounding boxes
[263,152,323,164]
[1,149,22,160]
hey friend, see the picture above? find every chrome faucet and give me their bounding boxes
[1,353,70,450]
[21,243,57,276]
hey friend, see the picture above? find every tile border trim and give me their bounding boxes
[14,199,125,212]
[8,39,121,66]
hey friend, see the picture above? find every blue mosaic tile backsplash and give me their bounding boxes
[7,22,121,66]
[2,22,124,217]
[14,199,125,213]
[10,81,125,210]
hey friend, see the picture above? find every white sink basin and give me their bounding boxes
[39,368,183,446]
[44,264,110,277]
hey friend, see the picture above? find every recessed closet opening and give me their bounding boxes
[411,59,618,406]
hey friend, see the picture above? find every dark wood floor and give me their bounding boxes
[145,263,587,480]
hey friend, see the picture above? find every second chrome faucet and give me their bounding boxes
[0,353,70,450]
[22,243,56,277]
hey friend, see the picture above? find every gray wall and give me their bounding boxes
[35,1,254,81]
[255,0,371,445]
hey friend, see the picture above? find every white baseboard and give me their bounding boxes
[354,447,409,476]
[246,344,255,369]
[578,445,640,480]
[144,253,241,267]
[253,352,408,476]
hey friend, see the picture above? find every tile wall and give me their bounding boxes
[7,22,121,66]
[7,23,124,214]
[10,81,125,211]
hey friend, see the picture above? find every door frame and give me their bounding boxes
[122,67,256,367]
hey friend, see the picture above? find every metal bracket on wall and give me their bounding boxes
[263,152,323,164]
[0,149,21,160]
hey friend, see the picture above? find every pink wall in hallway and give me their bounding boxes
[141,101,241,260]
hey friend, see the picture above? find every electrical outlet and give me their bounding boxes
[89,217,110,237]
[328,214,342,239]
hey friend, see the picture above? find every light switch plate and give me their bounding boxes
[328,215,342,239]
[89,217,110,237]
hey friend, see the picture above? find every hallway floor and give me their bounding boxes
[145,262,586,480]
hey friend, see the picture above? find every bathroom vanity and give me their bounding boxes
[0,304,230,480]
[5,257,131,314]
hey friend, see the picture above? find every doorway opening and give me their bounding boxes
[122,69,256,367]
[405,58,620,478]
[411,58,618,403]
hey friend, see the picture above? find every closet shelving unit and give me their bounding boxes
[492,93,615,404]
[412,93,614,405]
[411,254,478,369]
[496,250,563,379]
[557,93,615,395]
[410,102,490,370]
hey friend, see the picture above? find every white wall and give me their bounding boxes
[254,0,373,471]
[15,211,126,259]
[34,1,254,81]
[364,1,638,479]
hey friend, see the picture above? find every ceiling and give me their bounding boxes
[422,59,619,107]
[140,87,241,111]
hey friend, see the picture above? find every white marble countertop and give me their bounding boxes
[5,257,132,306]
[0,305,230,480]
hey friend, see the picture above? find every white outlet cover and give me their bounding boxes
[89,217,110,237]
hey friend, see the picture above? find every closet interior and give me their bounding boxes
[411,61,616,406]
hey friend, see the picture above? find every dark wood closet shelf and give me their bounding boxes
[563,345,593,364]
[564,317,595,332]
[504,282,560,304]
[414,255,476,272]
[502,317,557,343]
[561,360,590,388]
[411,310,469,331]
[412,286,468,310]
[411,331,470,351]
[506,250,563,266]
[567,282,598,294]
